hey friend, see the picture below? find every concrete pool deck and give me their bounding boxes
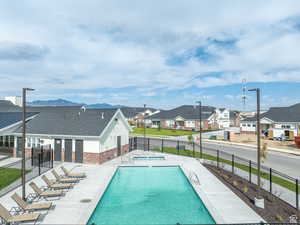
[0,150,264,224]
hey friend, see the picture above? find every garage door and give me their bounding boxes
[54,139,62,161]
[75,140,83,163]
[64,139,72,162]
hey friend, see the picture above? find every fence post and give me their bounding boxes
[177,140,179,155]
[269,168,272,194]
[148,138,150,151]
[192,142,195,158]
[41,146,44,167]
[161,139,164,152]
[38,153,41,175]
[217,150,219,168]
[31,148,33,166]
[249,160,252,184]
[296,179,299,210]
[51,149,54,168]
[232,154,234,174]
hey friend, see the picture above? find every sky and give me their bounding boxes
[1,1,300,110]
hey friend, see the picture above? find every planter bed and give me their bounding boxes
[204,164,300,223]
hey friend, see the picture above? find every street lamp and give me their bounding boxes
[143,104,146,151]
[196,101,203,158]
[248,88,264,208]
[22,88,34,200]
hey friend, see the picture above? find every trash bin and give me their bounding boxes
[295,136,300,148]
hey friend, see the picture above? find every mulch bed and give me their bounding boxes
[204,163,300,223]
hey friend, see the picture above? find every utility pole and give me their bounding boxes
[22,88,34,200]
[143,104,146,151]
[196,101,203,158]
[249,88,264,208]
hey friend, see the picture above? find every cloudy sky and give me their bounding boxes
[1,1,300,109]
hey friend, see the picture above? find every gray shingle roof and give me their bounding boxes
[0,112,38,129]
[241,103,300,123]
[148,105,215,120]
[120,107,156,118]
[14,108,118,136]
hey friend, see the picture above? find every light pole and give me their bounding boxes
[196,101,203,158]
[22,88,34,200]
[249,88,264,208]
[143,104,146,151]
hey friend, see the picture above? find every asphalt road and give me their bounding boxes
[203,141,300,180]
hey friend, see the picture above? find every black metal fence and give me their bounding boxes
[129,137,300,210]
[0,145,54,197]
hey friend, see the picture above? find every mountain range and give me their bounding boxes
[28,99,127,108]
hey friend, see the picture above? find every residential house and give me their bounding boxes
[0,112,38,154]
[13,108,132,164]
[240,103,300,139]
[148,105,216,130]
[120,107,159,126]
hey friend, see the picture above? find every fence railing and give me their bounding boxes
[129,137,300,210]
[0,145,54,197]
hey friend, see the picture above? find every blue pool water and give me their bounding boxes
[87,166,216,225]
[133,156,165,160]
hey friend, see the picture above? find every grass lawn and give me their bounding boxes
[151,147,300,193]
[131,127,198,136]
[0,168,30,191]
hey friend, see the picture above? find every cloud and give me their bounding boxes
[0,0,300,107]
[0,41,49,61]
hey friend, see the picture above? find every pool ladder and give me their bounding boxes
[189,171,200,185]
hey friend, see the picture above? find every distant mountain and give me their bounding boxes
[28,99,127,109]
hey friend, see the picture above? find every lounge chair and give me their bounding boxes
[42,175,73,190]
[61,166,86,178]
[0,203,40,225]
[29,182,63,200]
[11,193,52,213]
[51,170,79,183]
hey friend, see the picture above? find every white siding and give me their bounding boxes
[240,122,256,132]
[83,140,99,153]
[100,112,130,152]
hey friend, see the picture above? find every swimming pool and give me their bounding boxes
[87,166,216,225]
[133,156,165,160]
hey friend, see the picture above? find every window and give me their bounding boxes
[242,124,246,127]
[247,124,251,127]
[253,124,256,127]
[4,136,9,147]
[0,136,3,147]
[27,137,31,148]
[9,136,14,148]
[282,125,291,129]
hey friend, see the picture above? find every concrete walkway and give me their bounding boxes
[0,151,264,224]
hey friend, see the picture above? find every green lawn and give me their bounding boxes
[0,168,29,191]
[151,146,300,193]
[131,127,198,136]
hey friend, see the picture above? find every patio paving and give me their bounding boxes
[0,150,264,224]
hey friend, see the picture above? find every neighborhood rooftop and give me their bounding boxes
[242,103,300,123]
[148,105,216,120]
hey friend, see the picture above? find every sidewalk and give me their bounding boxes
[204,139,300,156]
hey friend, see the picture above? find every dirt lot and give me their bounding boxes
[231,133,300,151]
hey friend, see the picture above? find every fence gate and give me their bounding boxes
[54,139,62,161]
[75,140,83,163]
[64,139,72,162]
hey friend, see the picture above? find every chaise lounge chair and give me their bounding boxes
[61,166,86,178]
[51,170,79,183]
[42,175,73,190]
[29,182,63,201]
[11,193,52,213]
[0,203,40,225]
